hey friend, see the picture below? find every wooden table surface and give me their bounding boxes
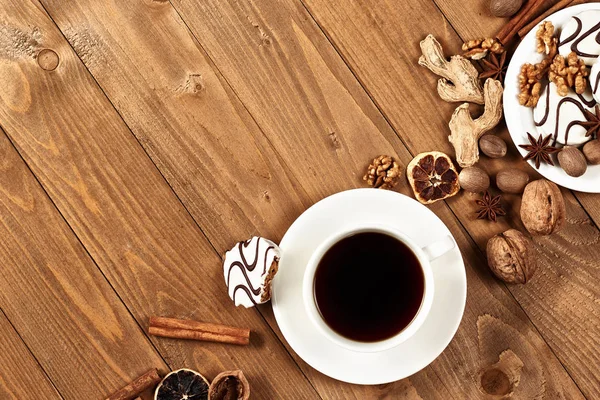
[0,0,598,398]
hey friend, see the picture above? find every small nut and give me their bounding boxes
[479,135,507,158]
[496,168,529,194]
[490,0,523,17]
[520,179,565,235]
[487,229,537,284]
[209,370,250,400]
[583,140,600,165]
[558,146,587,177]
[458,167,490,193]
[363,155,401,190]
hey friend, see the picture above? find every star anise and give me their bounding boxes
[475,191,506,222]
[577,105,600,139]
[480,51,507,82]
[519,132,560,169]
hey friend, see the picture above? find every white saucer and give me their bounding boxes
[504,3,600,193]
[271,189,467,384]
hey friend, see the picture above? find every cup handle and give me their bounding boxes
[421,235,455,262]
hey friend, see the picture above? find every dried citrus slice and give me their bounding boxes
[407,151,460,204]
[155,368,209,400]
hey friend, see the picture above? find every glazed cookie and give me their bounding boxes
[224,236,281,308]
[558,11,600,65]
[534,82,597,146]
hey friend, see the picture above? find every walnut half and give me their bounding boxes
[363,155,401,190]
[549,52,589,96]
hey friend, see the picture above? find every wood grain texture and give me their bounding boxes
[0,1,318,398]
[0,130,167,398]
[38,0,310,252]
[298,0,599,396]
[0,309,60,399]
[158,0,582,397]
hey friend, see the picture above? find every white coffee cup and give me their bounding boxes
[302,223,455,353]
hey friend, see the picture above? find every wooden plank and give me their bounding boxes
[0,1,319,399]
[137,0,584,397]
[296,0,600,397]
[0,309,61,399]
[432,0,560,42]
[37,0,310,252]
[0,130,166,398]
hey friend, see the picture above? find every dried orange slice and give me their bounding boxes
[407,151,460,204]
[155,368,209,400]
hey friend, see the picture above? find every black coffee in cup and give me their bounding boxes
[313,232,425,342]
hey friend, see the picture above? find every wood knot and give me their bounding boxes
[176,73,205,94]
[37,49,59,70]
[480,368,512,396]
[328,131,341,149]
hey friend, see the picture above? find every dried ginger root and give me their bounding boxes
[419,35,484,104]
[462,38,504,60]
[549,52,589,96]
[449,79,504,167]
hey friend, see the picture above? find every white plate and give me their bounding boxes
[271,189,467,384]
[504,3,600,193]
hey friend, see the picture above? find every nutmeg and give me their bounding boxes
[496,168,529,194]
[487,229,537,284]
[558,146,587,177]
[583,140,600,165]
[459,166,490,193]
[490,0,523,17]
[520,179,565,235]
[479,135,507,158]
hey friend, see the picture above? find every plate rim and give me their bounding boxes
[504,3,600,193]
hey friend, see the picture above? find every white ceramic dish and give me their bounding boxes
[504,3,600,193]
[271,189,467,384]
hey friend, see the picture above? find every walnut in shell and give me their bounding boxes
[520,179,566,235]
[407,151,460,204]
[208,370,250,400]
[449,79,504,167]
[419,35,484,104]
[487,229,537,284]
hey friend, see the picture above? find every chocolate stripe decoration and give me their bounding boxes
[570,20,600,58]
[232,285,258,306]
[594,72,600,95]
[577,93,596,108]
[559,16,582,48]
[535,85,596,146]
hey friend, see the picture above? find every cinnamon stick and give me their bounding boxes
[497,0,549,44]
[106,369,161,400]
[148,316,250,345]
[518,0,575,38]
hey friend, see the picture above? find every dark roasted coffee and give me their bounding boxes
[314,231,424,342]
